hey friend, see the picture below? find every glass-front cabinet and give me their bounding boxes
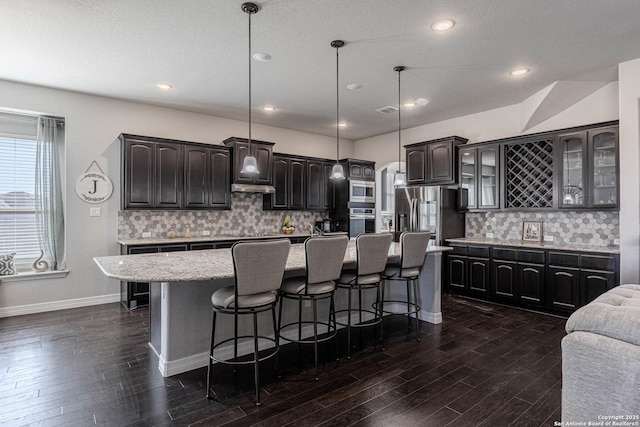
[460,148,476,208]
[458,144,499,210]
[558,126,618,209]
[590,127,618,208]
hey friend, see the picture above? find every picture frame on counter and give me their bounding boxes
[522,221,542,243]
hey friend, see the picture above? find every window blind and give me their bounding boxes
[0,136,40,269]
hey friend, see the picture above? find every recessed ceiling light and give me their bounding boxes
[347,83,363,90]
[156,83,172,90]
[253,53,271,61]
[404,102,416,107]
[432,19,455,32]
[263,106,276,111]
[338,122,348,127]
[510,68,530,76]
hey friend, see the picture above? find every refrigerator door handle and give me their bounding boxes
[410,199,418,231]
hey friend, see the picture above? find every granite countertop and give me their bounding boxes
[118,232,314,246]
[446,237,620,254]
[95,241,451,282]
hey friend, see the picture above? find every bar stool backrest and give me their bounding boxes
[305,235,349,286]
[232,239,291,297]
[400,231,431,269]
[356,233,393,276]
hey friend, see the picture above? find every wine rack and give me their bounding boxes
[505,139,554,208]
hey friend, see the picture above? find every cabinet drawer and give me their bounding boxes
[448,245,467,255]
[492,248,517,261]
[548,252,580,268]
[468,246,490,258]
[518,250,545,264]
[190,242,216,250]
[581,255,616,271]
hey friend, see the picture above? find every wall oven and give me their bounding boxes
[349,208,376,238]
[349,180,375,204]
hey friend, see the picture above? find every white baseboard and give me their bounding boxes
[0,293,121,318]
[155,311,442,377]
[420,310,442,324]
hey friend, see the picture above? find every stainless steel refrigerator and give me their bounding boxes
[394,186,465,245]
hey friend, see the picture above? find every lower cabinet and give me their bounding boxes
[446,243,618,315]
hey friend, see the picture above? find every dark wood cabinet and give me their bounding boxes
[323,162,336,210]
[122,135,182,210]
[339,159,376,181]
[468,257,490,294]
[223,137,274,185]
[547,266,580,312]
[406,145,427,185]
[264,155,306,210]
[121,134,230,210]
[446,242,617,315]
[405,136,467,186]
[306,160,324,210]
[459,144,500,210]
[184,146,230,209]
[557,125,619,209]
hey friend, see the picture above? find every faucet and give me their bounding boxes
[309,223,319,236]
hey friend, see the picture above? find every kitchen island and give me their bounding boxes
[95,240,451,377]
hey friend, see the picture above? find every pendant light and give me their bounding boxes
[394,66,406,187]
[330,40,346,180]
[240,2,259,175]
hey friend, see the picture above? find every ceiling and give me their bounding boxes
[2,0,640,141]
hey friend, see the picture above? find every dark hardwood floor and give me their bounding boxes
[0,295,566,426]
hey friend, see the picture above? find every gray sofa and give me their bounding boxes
[562,284,640,423]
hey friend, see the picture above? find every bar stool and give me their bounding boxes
[379,231,430,341]
[336,233,393,358]
[278,235,349,380]
[206,239,291,406]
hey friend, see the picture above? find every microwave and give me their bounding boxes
[349,180,375,203]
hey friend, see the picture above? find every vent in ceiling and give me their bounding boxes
[375,105,398,114]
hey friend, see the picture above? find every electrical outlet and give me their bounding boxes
[142,232,151,238]
[543,235,554,242]
[614,238,620,245]
[202,230,211,236]
[485,232,494,238]
[304,300,311,308]
[89,207,101,217]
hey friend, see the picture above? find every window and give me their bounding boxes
[0,137,40,270]
[380,167,395,213]
[0,112,65,272]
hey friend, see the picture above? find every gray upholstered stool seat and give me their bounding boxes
[211,287,277,308]
[336,233,393,358]
[378,231,430,342]
[206,239,290,406]
[278,235,348,380]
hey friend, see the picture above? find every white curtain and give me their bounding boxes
[35,117,65,270]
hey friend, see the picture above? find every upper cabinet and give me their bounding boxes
[223,137,274,185]
[337,159,375,181]
[184,145,231,209]
[459,144,500,210]
[558,126,618,209]
[263,155,306,210]
[120,134,230,210]
[456,121,618,212]
[405,136,468,186]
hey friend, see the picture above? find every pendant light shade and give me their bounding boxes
[240,2,259,176]
[330,40,346,180]
[394,66,406,188]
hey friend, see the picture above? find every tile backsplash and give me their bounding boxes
[466,211,619,246]
[118,193,326,240]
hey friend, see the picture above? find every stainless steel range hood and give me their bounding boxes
[231,183,276,194]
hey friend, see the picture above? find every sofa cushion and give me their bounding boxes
[565,284,640,346]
